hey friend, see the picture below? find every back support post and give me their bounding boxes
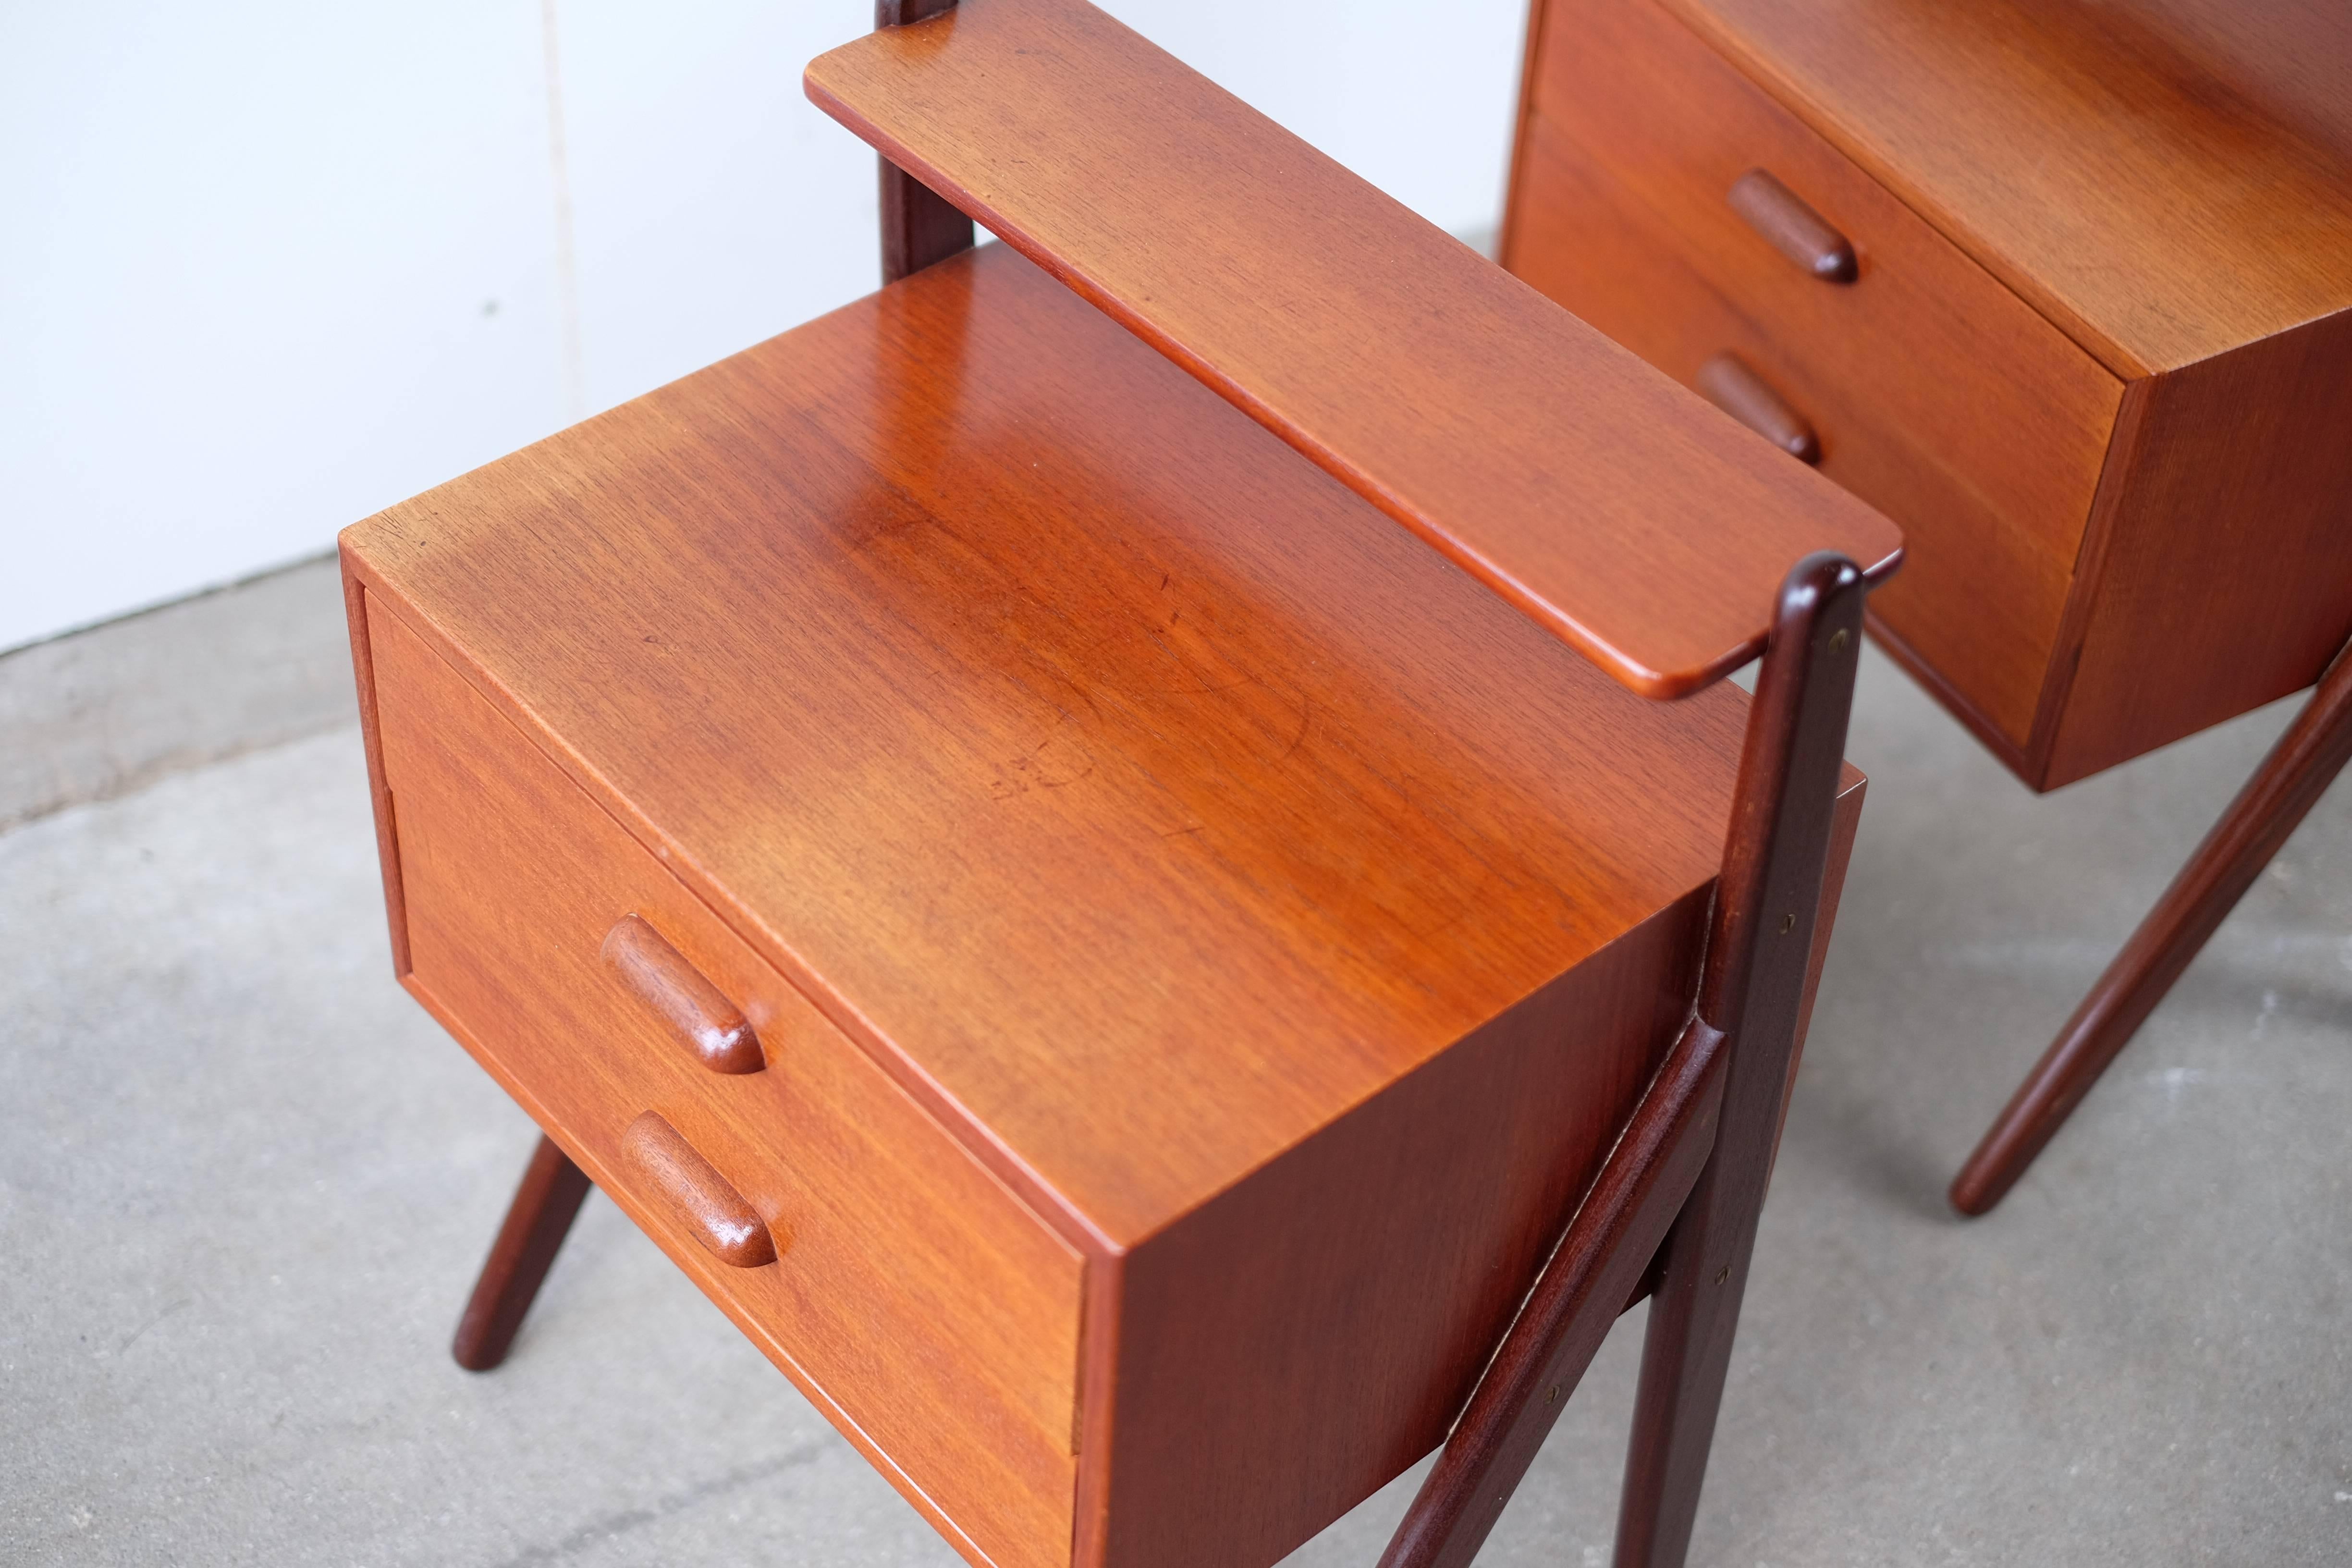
[876,1,975,284]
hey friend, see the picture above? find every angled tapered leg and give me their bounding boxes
[1377,558,1863,1568]
[1615,556,1865,1568]
[1951,647,2352,1216]
[452,1135,594,1372]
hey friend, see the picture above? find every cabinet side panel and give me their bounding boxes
[338,548,409,976]
[2045,308,2352,787]
[1094,893,1708,1568]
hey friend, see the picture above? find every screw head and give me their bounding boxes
[1828,628,1851,655]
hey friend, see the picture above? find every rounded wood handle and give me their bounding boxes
[1697,353,1820,465]
[1727,169,1857,283]
[620,1111,777,1267]
[602,914,765,1074]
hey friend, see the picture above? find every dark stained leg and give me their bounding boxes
[1376,1020,1728,1568]
[1950,646,2352,1216]
[452,1135,594,1372]
[876,1,974,287]
[1615,556,1867,1568]
[1379,555,1866,1568]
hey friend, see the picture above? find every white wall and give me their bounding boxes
[0,0,1528,653]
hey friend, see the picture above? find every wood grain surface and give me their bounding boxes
[344,235,1873,1567]
[2107,0,2352,159]
[1377,1018,1729,1568]
[602,913,766,1076]
[805,0,1901,699]
[1506,0,2119,749]
[1510,0,2352,784]
[621,1110,779,1268]
[1083,891,1710,1568]
[365,596,1083,1568]
[343,241,1764,1254]
[2040,306,2352,786]
[1662,0,2352,377]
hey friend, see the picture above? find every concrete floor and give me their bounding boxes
[2,559,2347,1565]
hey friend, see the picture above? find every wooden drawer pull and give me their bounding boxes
[1698,353,1821,465]
[601,913,765,1074]
[621,1112,777,1267]
[1728,169,1857,283]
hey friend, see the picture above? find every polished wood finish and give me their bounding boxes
[806,0,1900,700]
[341,567,409,977]
[877,1,973,287]
[1381,1019,1728,1568]
[360,591,1083,1567]
[353,2,1891,1557]
[622,1111,778,1268]
[1656,0,2352,378]
[450,1134,593,1372]
[1696,353,1816,465]
[878,161,974,287]
[1505,0,2352,1211]
[1506,0,2119,755]
[1726,170,1854,284]
[601,913,765,1076]
[1508,0,2352,786]
[1952,643,2352,1213]
[1083,898,1708,1568]
[350,241,1762,1262]
[2041,306,2352,786]
[346,229,1872,1567]
[2107,0,2352,160]
[1386,556,1867,1568]
[1618,555,1867,1568]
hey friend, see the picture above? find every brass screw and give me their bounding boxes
[1779,912,1795,935]
[1546,1384,1561,1405]
[1714,1265,1730,1286]
[1828,628,1850,655]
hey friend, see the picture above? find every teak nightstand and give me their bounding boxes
[341,2,1901,1565]
[1500,0,2352,1212]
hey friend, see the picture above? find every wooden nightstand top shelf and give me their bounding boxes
[809,0,1900,699]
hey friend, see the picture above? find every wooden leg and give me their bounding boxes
[452,1134,594,1372]
[1950,649,2352,1216]
[1614,556,1866,1568]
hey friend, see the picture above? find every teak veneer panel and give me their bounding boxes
[365,599,1082,1568]
[805,0,1901,699]
[1509,0,2352,787]
[344,240,1870,1568]
[1660,0,2352,378]
[345,242,1758,1250]
[1507,0,2121,749]
[2046,306,2352,784]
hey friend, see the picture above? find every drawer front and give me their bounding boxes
[1510,0,2124,747]
[365,595,1081,1568]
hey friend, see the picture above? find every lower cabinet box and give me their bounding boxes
[342,243,1862,1568]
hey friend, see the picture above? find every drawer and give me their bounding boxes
[364,595,1082,1568]
[1510,0,2125,747]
